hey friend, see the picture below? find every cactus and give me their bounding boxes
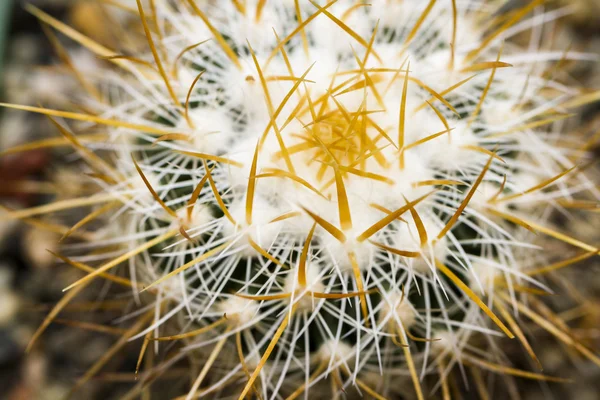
[3,1,600,398]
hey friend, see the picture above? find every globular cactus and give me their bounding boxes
[4,0,600,399]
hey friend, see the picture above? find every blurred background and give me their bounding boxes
[0,1,599,399]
